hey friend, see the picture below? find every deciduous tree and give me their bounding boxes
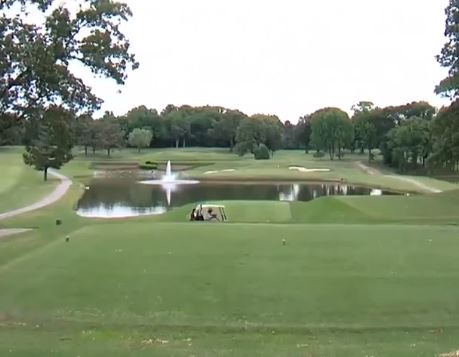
[98,119,124,157]
[310,108,353,160]
[23,106,73,180]
[1,0,138,117]
[212,109,247,151]
[436,0,459,98]
[295,115,312,152]
[429,101,459,171]
[128,128,152,152]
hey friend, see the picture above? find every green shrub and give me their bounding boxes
[139,163,157,170]
[254,144,270,160]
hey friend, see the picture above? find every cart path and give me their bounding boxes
[0,170,72,221]
[355,161,442,193]
[386,175,442,193]
[0,229,32,240]
[355,161,380,175]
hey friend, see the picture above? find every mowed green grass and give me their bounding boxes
[146,192,459,225]
[1,223,459,356]
[290,191,459,225]
[2,147,459,355]
[0,147,58,214]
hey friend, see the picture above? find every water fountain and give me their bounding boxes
[139,160,199,205]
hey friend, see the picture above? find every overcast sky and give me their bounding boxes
[85,0,451,122]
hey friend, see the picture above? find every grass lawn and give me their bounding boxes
[0,147,58,214]
[1,147,459,356]
[1,223,459,356]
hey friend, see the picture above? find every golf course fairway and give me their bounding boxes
[1,148,458,356]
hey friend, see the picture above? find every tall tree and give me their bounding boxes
[310,108,353,160]
[436,0,459,98]
[234,114,282,158]
[385,117,432,172]
[213,109,247,151]
[0,113,23,145]
[282,120,297,150]
[234,117,266,156]
[429,101,459,171]
[382,102,435,125]
[261,115,283,157]
[352,102,376,160]
[98,119,124,157]
[188,108,221,147]
[295,115,312,152]
[23,106,73,181]
[125,106,164,142]
[75,114,95,156]
[0,0,138,117]
[128,128,152,152]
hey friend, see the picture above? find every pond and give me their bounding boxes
[76,177,398,218]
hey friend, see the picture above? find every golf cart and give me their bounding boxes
[190,204,227,222]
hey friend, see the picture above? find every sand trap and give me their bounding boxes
[439,351,459,357]
[289,166,330,173]
[204,169,236,175]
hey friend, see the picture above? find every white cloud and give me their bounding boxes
[85,0,451,121]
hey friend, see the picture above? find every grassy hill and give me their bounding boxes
[0,147,58,214]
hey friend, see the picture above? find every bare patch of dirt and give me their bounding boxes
[0,229,32,240]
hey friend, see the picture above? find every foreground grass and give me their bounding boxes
[1,223,459,356]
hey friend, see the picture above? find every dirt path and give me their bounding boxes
[0,229,32,240]
[0,170,72,221]
[355,161,380,175]
[386,175,442,193]
[355,161,442,193]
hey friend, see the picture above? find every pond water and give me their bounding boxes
[76,178,398,218]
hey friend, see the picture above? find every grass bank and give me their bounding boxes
[0,147,59,214]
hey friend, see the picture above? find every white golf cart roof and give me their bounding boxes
[197,204,225,208]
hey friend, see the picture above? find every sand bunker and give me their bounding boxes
[204,169,236,175]
[289,166,330,173]
[439,351,459,357]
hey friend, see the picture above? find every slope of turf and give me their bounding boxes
[290,197,377,224]
[0,147,58,214]
[143,190,459,225]
[216,201,291,223]
[1,223,459,356]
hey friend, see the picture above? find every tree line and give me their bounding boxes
[1,99,451,169]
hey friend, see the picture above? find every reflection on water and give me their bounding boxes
[76,178,398,218]
[77,204,167,218]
